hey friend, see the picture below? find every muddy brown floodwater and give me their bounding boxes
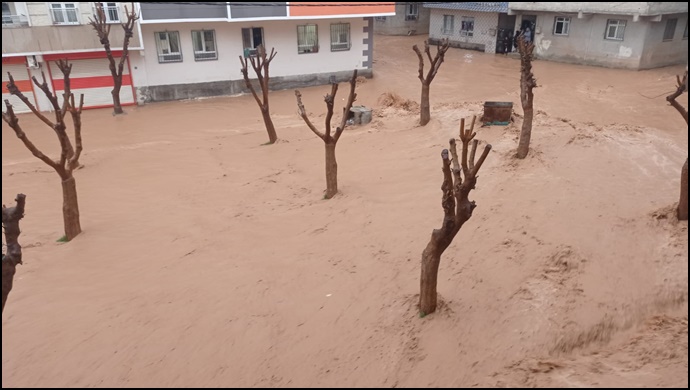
[2,35,687,387]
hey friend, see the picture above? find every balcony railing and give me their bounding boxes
[2,14,30,28]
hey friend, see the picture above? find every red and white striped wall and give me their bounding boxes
[44,51,136,110]
[2,57,38,114]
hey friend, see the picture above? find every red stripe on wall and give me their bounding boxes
[2,56,27,65]
[53,74,132,90]
[2,79,33,94]
[43,51,125,61]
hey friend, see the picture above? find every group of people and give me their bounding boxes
[501,26,533,54]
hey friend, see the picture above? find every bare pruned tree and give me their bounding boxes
[420,116,492,316]
[2,193,26,313]
[412,39,450,126]
[295,70,358,199]
[89,2,139,115]
[666,69,688,220]
[2,60,84,241]
[516,35,537,159]
[240,45,279,144]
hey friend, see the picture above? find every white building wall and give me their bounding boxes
[132,18,368,88]
[429,9,500,53]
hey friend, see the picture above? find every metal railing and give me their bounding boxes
[1,14,29,27]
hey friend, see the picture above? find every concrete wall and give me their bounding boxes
[2,24,142,55]
[374,3,430,36]
[429,9,500,53]
[509,2,688,16]
[639,13,689,69]
[130,18,371,103]
[524,12,648,69]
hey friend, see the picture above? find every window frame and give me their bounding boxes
[553,16,570,36]
[191,29,218,61]
[50,2,79,25]
[97,2,120,24]
[683,19,688,39]
[297,24,319,54]
[442,14,454,35]
[460,16,474,37]
[663,18,677,41]
[155,31,183,63]
[241,27,265,57]
[330,22,351,52]
[405,3,418,21]
[605,19,626,41]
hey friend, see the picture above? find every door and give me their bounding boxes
[49,57,135,109]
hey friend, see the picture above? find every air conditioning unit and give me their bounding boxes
[26,55,40,69]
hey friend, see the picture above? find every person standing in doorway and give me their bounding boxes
[524,27,532,44]
[513,29,522,49]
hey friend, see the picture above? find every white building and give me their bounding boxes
[426,2,515,54]
[1,2,395,112]
[507,2,688,69]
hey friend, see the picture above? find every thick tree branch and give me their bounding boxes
[324,83,338,139]
[239,56,265,108]
[6,73,55,128]
[2,101,60,171]
[666,70,688,125]
[333,70,358,143]
[295,90,326,140]
[412,44,426,83]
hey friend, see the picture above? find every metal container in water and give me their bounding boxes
[482,101,513,125]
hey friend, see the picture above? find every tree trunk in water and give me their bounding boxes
[419,238,442,315]
[261,107,278,144]
[111,82,123,115]
[420,83,431,126]
[516,107,533,159]
[325,142,338,199]
[62,176,82,241]
[1,258,17,313]
[679,158,688,221]
[2,193,25,313]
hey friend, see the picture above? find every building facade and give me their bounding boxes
[2,2,395,112]
[507,2,688,69]
[426,2,514,54]
[2,2,143,113]
[374,2,430,36]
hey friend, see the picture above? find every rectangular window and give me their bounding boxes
[97,2,119,23]
[192,30,217,61]
[50,3,79,25]
[375,16,386,22]
[605,19,626,40]
[460,16,474,37]
[330,23,350,51]
[553,16,570,36]
[297,24,318,54]
[241,27,264,57]
[155,31,182,63]
[405,3,418,21]
[442,14,454,35]
[663,18,677,41]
